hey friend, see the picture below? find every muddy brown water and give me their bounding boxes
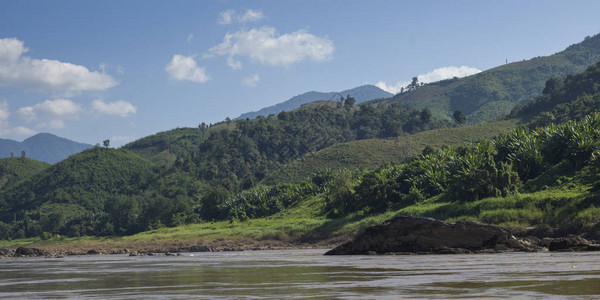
[1,249,599,299]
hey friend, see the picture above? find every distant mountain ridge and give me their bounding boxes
[0,133,92,164]
[235,84,392,120]
[372,33,600,124]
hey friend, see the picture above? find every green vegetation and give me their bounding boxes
[512,61,600,127]
[0,158,50,190]
[0,101,449,240]
[127,102,448,191]
[263,119,517,185]
[373,33,600,124]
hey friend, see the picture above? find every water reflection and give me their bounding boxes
[0,250,599,299]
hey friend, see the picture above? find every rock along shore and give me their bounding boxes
[325,216,600,255]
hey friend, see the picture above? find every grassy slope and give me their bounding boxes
[374,33,600,124]
[263,119,518,184]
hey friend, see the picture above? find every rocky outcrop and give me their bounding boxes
[0,248,12,257]
[14,247,50,257]
[325,216,539,255]
[548,235,600,251]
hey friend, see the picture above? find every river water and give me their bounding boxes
[1,249,599,299]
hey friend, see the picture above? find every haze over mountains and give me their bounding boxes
[0,133,92,164]
[235,84,392,120]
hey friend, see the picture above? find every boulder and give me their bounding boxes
[0,248,12,257]
[14,247,50,257]
[548,235,600,252]
[325,216,536,255]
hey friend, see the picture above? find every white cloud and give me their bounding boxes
[242,74,260,87]
[218,9,264,25]
[375,81,410,95]
[218,10,236,25]
[187,33,194,42]
[0,38,118,93]
[240,9,264,23]
[0,100,36,137]
[206,26,334,69]
[17,99,81,122]
[92,99,137,117]
[165,54,210,83]
[376,66,481,94]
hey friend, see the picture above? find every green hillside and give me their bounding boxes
[0,101,449,240]
[263,119,518,185]
[0,147,157,238]
[127,102,447,190]
[0,158,50,190]
[512,61,600,127]
[374,33,600,124]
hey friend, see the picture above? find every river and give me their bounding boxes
[1,249,599,299]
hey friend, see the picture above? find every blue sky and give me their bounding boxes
[1,0,599,146]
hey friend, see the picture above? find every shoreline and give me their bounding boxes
[0,236,349,258]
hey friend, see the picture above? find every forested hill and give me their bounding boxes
[372,33,600,124]
[125,102,448,189]
[0,133,92,164]
[0,102,449,239]
[235,84,392,120]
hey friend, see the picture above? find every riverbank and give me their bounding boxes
[0,235,350,258]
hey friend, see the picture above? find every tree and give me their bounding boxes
[420,108,432,123]
[225,117,231,125]
[453,110,466,125]
[103,139,110,148]
[407,77,419,91]
[344,95,356,108]
[21,150,26,158]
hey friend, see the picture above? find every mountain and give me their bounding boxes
[235,84,392,120]
[0,133,92,164]
[373,33,600,124]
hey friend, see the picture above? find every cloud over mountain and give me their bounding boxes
[206,26,334,69]
[376,66,481,94]
[92,99,137,117]
[17,99,81,129]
